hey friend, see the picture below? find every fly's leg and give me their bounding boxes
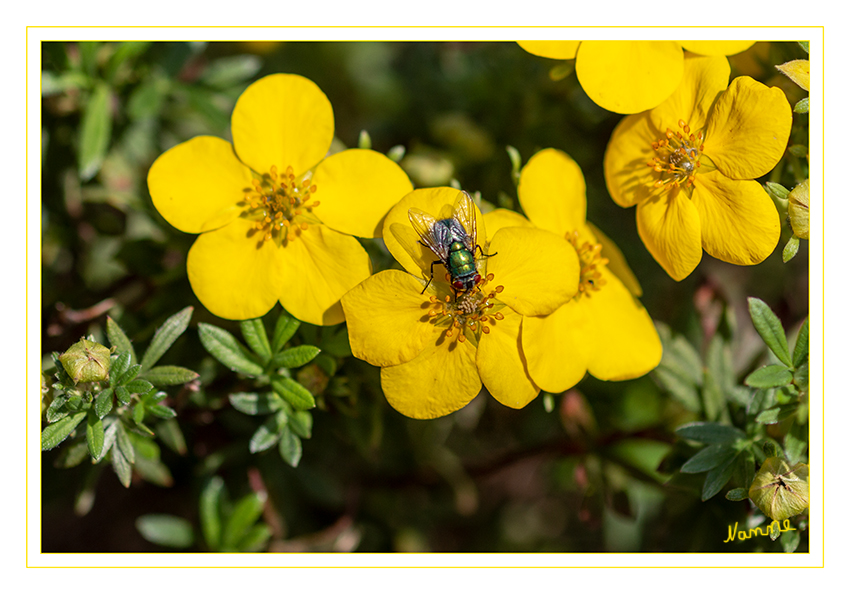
[421,259,441,294]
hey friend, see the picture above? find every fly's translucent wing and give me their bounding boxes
[452,191,477,252]
[409,208,450,261]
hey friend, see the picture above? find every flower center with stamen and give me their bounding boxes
[425,273,506,344]
[565,231,608,298]
[646,119,704,191]
[240,165,321,246]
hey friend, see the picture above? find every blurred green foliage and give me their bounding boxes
[41,41,809,553]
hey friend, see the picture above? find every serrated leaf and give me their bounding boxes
[755,404,799,425]
[86,410,105,459]
[271,377,316,410]
[745,364,793,388]
[229,392,284,416]
[141,365,199,386]
[41,411,87,450]
[271,345,321,369]
[249,412,287,454]
[681,443,738,474]
[288,410,313,439]
[110,352,131,386]
[106,317,136,364]
[272,313,300,353]
[278,424,302,467]
[702,451,739,500]
[111,443,133,488]
[240,319,272,361]
[136,514,194,549]
[200,476,225,551]
[675,422,746,444]
[748,298,792,367]
[94,387,114,418]
[221,492,266,551]
[78,82,113,181]
[793,319,809,368]
[198,323,264,376]
[141,307,193,371]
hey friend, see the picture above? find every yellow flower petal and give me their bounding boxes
[313,148,413,238]
[147,136,252,234]
[704,76,792,180]
[691,171,780,266]
[186,217,284,320]
[651,55,730,134]
[231,74,334,176]
[776,59,810,92]
[482,208,534,237]
[587,221,642,297]
[488,227,579,317]
[476,307,538,409]
[518,148,586,235]
[680,41,756,57]
[341,270,436,367]
[522,302,590,393]
[277,224,372,326]
[516,40,580,60]
[582,269,661,380]
[381,336,481,419]
[383,187,486,279]
[604,112,663,208]
[576,41,684,114]
[635,187,703,280]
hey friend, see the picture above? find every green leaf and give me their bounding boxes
[41,411,87,450]
[793,362,809,390]
[132,401,145,424]
[222,492,266,551]
[681,444,738,474]
[106,317,136,364]
[783,235,800,262]
[271,377,316,410]
[94,418,119,463]
[702,451,739,500]
[288,410,313,439]
[110,352,131,386]
[747,298,792,367]
[781,524,802,552]
[198,323,264,376]
[785,422,808,465]
[653,367,701,412]
[115,421,136,465]
[78,82,113,181]
[147,404,177,420]
[272,313,300,353]
[278,424,302,467]
[764,181,790,201]
[240,319,272,361]
[793,319,809,368]
[136,514,194,549]
[94,387,114,418]
[55,440,90,469]
[725,487,749,501]
[124,379,155,395]
[140,307,193,371]
[249,412,287,454]
[199,54,262,89]
[111,444,133,488]
[118,363,141,386]
[271,345,321,369]
[745,364,793,388]
[793,97,809,113]
[675,422,746,444]
[86,410,105,459]
[755,404,799,425]
[200,477,225,551]
[46,394,69,423]
[236,524,272,552]
[229,392,285,416]
[142,365,199,386]
[156,418,187,455]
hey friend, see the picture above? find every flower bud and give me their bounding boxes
[788,179,810,240]
[59,338,111,384]
[748,457,809,521]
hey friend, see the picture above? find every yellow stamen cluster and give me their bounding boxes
[240,165,320,246]
[566,231,608,298]
[646,119,704,190]
[426,273,505,344]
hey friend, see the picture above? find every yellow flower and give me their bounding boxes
[603,55,791,280]
[341,188,579,419]
[517,40,755,114]
[499,148,662,392]
[147,74,413,325]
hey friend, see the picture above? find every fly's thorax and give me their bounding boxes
[239,164,322,248]
[425,273,505,346]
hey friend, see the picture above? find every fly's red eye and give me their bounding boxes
[453,280,463,289]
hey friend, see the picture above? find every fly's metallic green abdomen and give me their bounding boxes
[447,240,478,290]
